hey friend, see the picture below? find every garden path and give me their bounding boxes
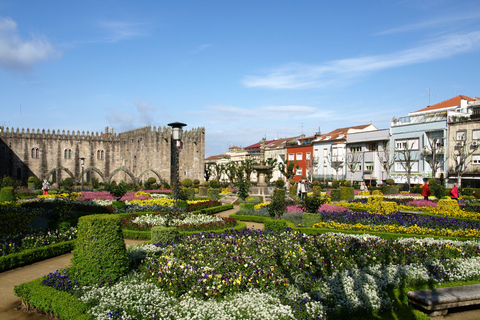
[215,204,264,230]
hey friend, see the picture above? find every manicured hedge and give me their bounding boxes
[14,277,93,320]
[302,212,323,227]
[0,240,74,272]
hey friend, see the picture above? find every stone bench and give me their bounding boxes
[407,284,480,318]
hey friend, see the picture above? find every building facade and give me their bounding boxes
[0,125,205,185]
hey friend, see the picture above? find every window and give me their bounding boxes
[306,152,311,160]
[288,153,294,161]
[473,155,480,164]
[367,143,378,151]
[350,145,361,153]
[31,148,39,158]
[394,161,419,172]
[365,162,374,172]
[97,150,105,160]
[395,138,419,150]
[473,130,480,140]
[457,131,466,141]
[64,149,72,159]
[296,153,303,161]
[296,167,303,176]
[323,148,328,157]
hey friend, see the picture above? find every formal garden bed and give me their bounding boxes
[4,184,480,319]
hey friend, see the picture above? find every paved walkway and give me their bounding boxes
[0,205,262,320]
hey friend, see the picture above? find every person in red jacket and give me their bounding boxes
[422,181,431,200]
[449,184,459,201]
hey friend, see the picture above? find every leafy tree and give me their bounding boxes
[264,157,278,184]
[234,166,250,202]
[225,161,239,185]
[267,188,286,219]
[279,161,298,190]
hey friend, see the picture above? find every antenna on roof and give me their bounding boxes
[300,122,304,135]
[423,88,436,106]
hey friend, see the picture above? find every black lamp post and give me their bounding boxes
[80,157,85,190]
[168,122,187,202]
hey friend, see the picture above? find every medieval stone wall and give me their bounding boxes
[0,125,205,185]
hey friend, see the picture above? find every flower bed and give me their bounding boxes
[40,231,480,319]
[121,212,229,231]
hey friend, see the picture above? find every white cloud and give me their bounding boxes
[0,17,60,71]
[243,31,480,89]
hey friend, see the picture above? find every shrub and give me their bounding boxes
[332,180,340,188]
[301,195,326,213]
[428,178,446,199]
[339,186,354,201]
[90,177,99,189]
[385,178,395,186]
[209,179,220,188]
[274,179,285,188]
[331,189,341,201]
[147,177,156,185]
[201,181,209,187]
[151,226,180,244]
[193,179,200,187]
[106,182,129,201]
[207,188,220,201]
[63,177,74,190]
[303,212,323,227]
[234,177,250,202]
[70,214,130,285]
[182,178,193,187]
[199,186,208,197]
[372,190,383,195]
[267,188,286,218]
[312,186,322,197]
[377,201,398,214]
[28,176,35,183]
[382,185,399,195]
[180,187,195,200]
[112,200,126,211]
[0,187,16,202]
[1,176,15,188]
[264,218,288,231]
[343,180,351,187]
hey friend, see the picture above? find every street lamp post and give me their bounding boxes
[168,122,187,203]
[80,157,85,190]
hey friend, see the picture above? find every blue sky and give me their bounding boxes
[1,1,480,157]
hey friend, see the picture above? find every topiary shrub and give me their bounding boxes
[330,189,341,201]
[303,212,323,227]
[332,180,340,188]
[63,177,74,191]
[301,194,326,213]
[207,188,220,201]
[199,186,208,197]
[372,189,383,195]
[312,186,322,197]
[182,178,193,188]
[343,180,351,187]
[106,182,128,201]
[339,186,354,201]
[209,179,220,188]
[180,187,195,200]
[0,187,16,202]
[381,185,399,195]
[268,188,286,218]
[264,218,288,231]
[193,179,200,187]
[274,179,285,189]
[147,177,156,185]
[70,214,130,285]
[151,226,180,244]
[385,178,395,186]
[428,178,446,199]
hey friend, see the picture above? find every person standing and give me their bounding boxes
[297,179,307,200]
[360,181,368,192]
[422,181,431,200]
[449,184,459,201]
[42,179,50,195]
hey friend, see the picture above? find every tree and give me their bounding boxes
[377,140,394,180]
[225,161,239,185]
[264,157,278,184]
[204,162,215,182]
[421,134,446,180]
[279,161,298,190]
[234,165,250,202]
[304,155,318,183]
[328,152,344,181]
[345,152,362,184]
[451,137,479,188]
[213,163,226,182]
[240,157,258,182]
[394,139,417,188]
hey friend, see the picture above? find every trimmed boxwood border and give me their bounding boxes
[0,240,74,273]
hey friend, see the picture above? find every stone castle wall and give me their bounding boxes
[0,125,205,185]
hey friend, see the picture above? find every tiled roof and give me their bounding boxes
[412,95,478,113]
[244,139,277,150]
[205,154,229,161]
[319,124,373,141]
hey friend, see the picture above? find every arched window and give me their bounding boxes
[64,149,68,159]
[97,150,105,160]
[97,150,100,159]
[68,149,72,159]
[101,150,104,160]
[31,148,39,158]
